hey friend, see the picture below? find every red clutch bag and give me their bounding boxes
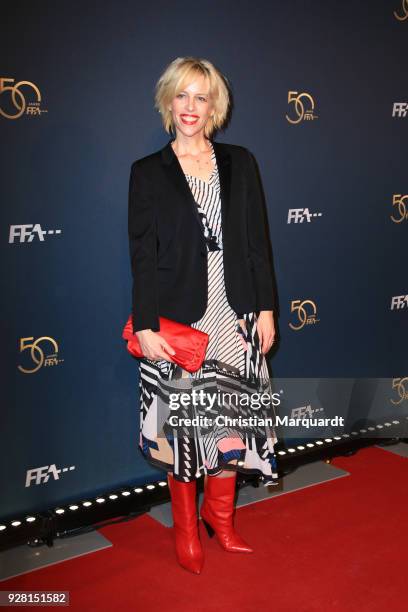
[122,314,209,373]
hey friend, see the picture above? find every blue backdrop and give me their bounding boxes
[1,0,407,519]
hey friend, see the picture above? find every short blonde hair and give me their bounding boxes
[154,56,230,139]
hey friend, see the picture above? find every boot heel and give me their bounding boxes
[200,473,254,553]
[202,517,215,538]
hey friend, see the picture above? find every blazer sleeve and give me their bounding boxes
[128,160,160,334]
[246,149,276,312]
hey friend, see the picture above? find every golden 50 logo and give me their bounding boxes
[390,194,408,223]
[390,377,408,405]
[18,336,64,374]
[0,77,47,120]
[286,91,318,124]
[394,0,408,20]
[289,299,320,330]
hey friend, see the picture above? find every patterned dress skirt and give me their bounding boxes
[137,141,279,485]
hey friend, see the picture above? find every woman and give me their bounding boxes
[128,57,279,574]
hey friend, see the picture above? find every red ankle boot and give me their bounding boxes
[167,474,204,574]
[200,472,254,553]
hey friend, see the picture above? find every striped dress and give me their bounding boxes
[137,140,279,485]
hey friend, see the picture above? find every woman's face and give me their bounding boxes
[168,74,214,138]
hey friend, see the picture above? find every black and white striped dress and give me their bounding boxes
[138,140,279,485]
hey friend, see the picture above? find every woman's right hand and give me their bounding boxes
[135,329,176,362]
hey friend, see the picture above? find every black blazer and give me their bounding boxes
[128,139,276,334]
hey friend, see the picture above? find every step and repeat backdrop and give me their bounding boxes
[1,0,407,519]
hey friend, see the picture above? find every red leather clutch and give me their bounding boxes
[122,314,209,373]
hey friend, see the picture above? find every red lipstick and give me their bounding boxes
[180,114,199,125]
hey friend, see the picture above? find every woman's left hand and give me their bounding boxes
[257,310,276,354]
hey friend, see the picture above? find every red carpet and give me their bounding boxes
[2,446,407,611]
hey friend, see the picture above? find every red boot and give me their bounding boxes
[200,472,254,553]
[167,474,204,574]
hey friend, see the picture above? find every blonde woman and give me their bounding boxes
[128,56,279,574]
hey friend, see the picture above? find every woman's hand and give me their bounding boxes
[135,329,176,362]
[257,310,276,355]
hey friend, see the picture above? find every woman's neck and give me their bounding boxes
[171,133,211,157]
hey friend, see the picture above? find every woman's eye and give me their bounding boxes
[176,93,207,101]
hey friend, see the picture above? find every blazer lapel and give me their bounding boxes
[161,138,231,240]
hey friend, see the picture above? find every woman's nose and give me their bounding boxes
[186,97,196,111]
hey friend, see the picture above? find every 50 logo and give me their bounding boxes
[394,0,408,21]
[289,299,320,330]
[0,77,47,120]
[390,377,408,405]
[18,336,64,374]
[390,194,408,223]
[286,91,318,124]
